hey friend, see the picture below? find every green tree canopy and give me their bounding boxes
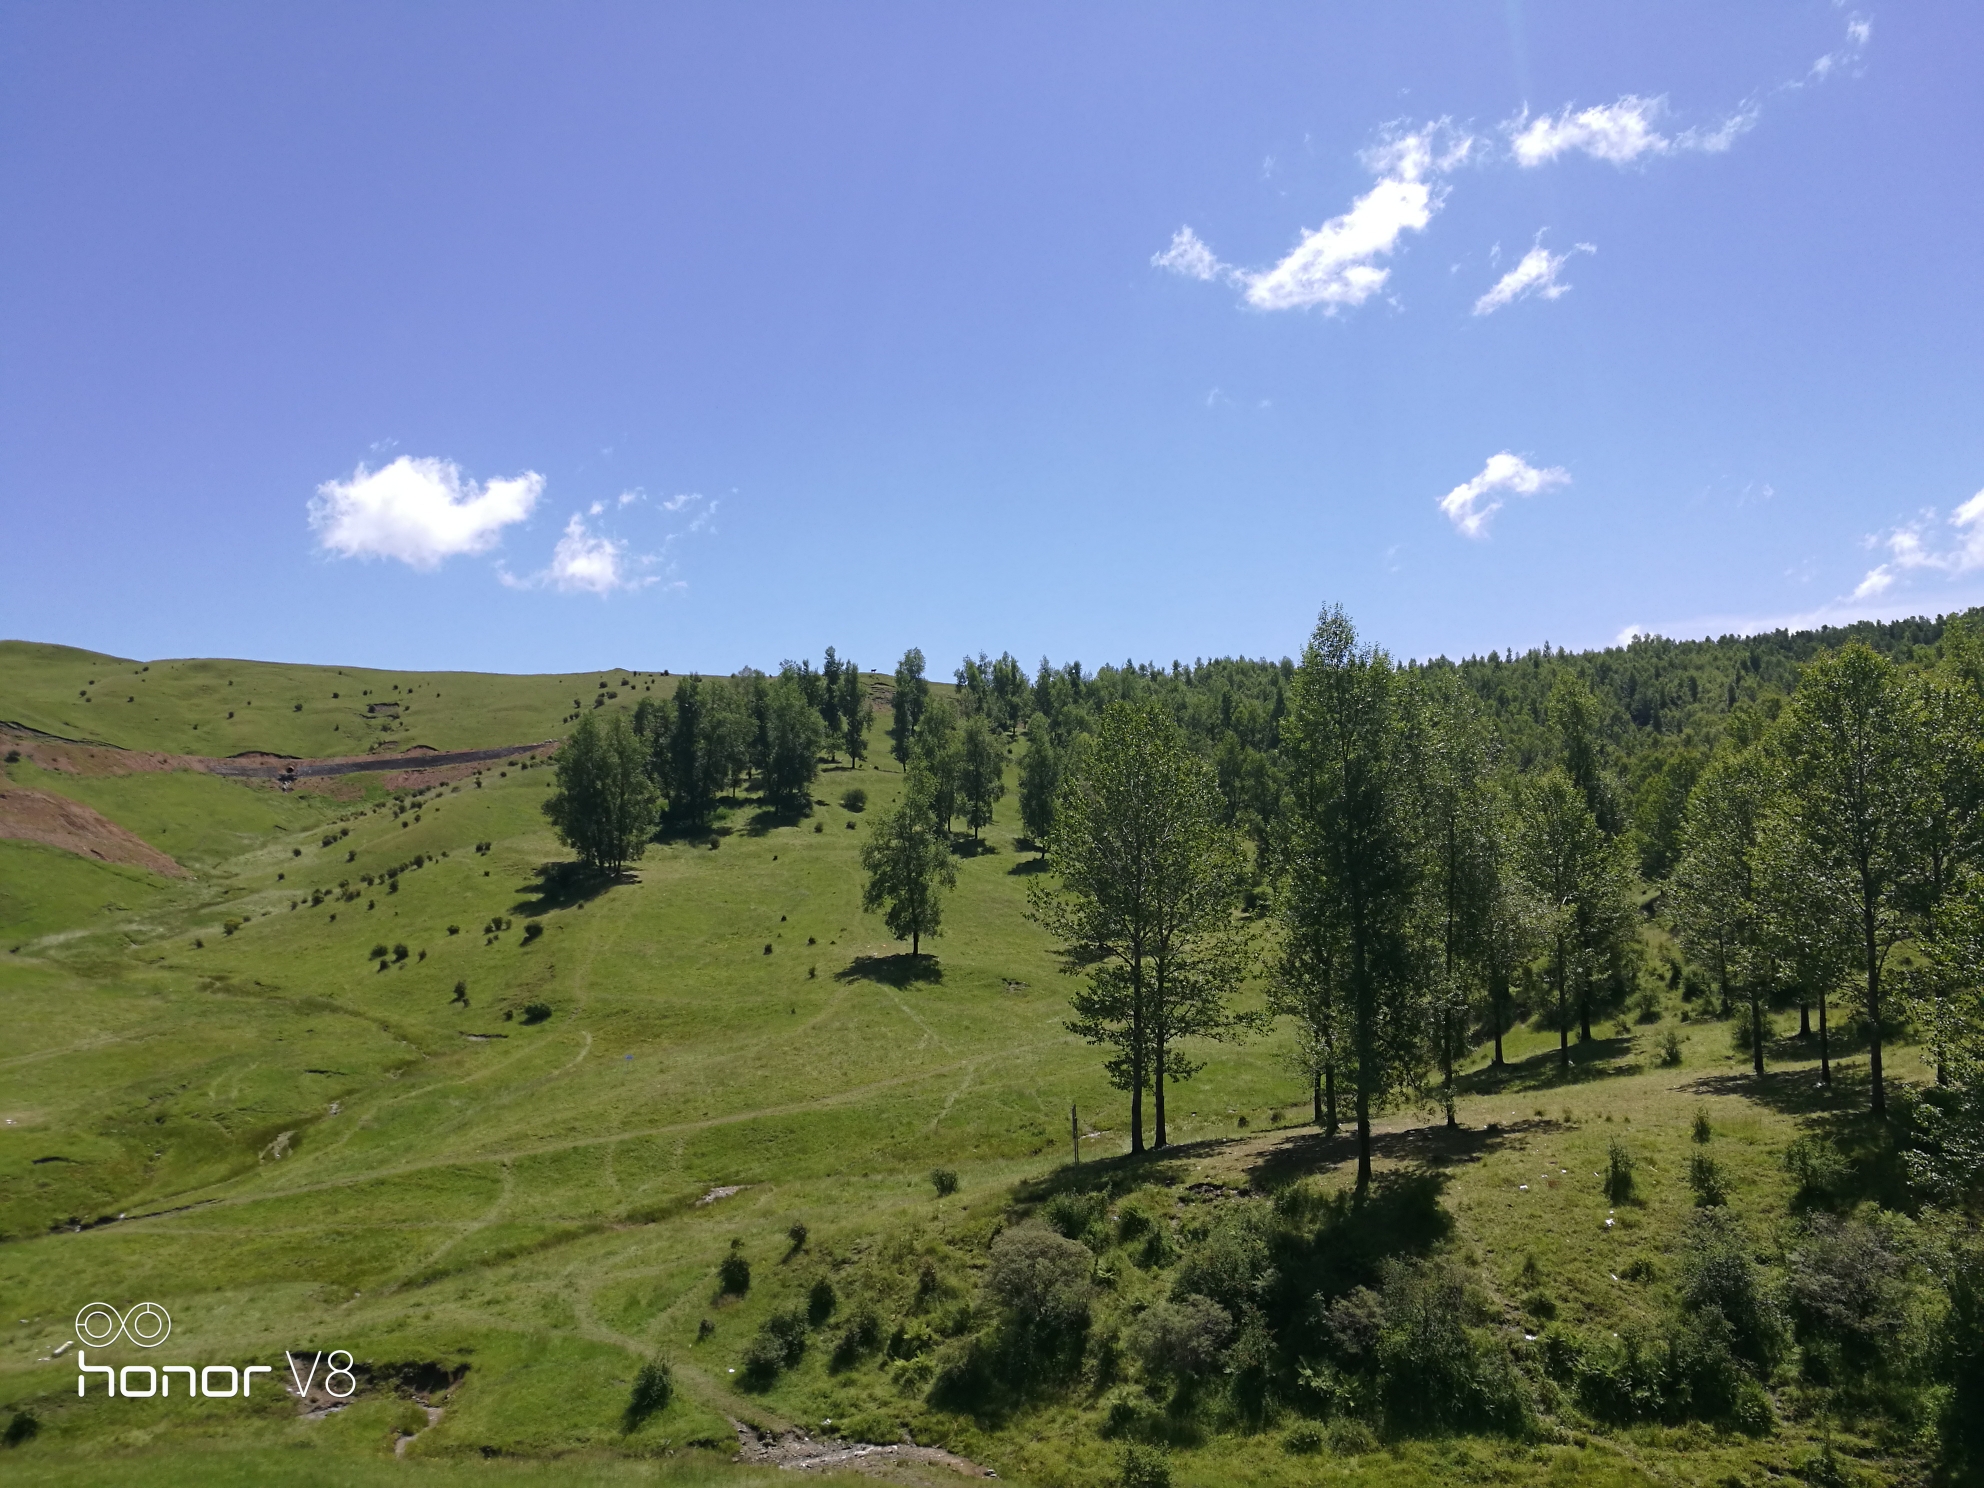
[543,710,660,874]
[859,766,957,955]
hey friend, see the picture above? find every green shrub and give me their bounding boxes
[1605,1139,1637,1203]
[1679,1208,1781,1371]
[830,1309,882,1371]
[1689,1153,1729,1207]
[1120,1443,1170,1488]
[808,1277,836,1326]
[369,943,389,960]
[623,1357,672,1429]
[521,1002,552,1024]
[717,1252,750,1295]
[741,1307,808,1387]
[392,942,409,961]
[1660,1030,1685,1066]
[1044,1189,1108,1246]
[840,787,867,812]
[1372,1257,1531,1435]
[1281,1421,1325,1455]
[1786,1213,1909,1382]
[1693,1108,1713,1144]
[1125,1295,1232,1379]
[522,920,543,943]
[4,1409,40,1446]
[930,1166,959,1197]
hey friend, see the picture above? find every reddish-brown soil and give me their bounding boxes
[0,787,186,877]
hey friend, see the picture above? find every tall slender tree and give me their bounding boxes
[912,696,962,834]
[1018,715,1060,853]
[1281,606,1423,1195]
[890,648,929,767]
[1031,700,1249,1152]
[957,714,1006,841]
[840,663,869,766]
[1772,643,1921,1117]
[1672,746,1775,1077]
[1517,769,1631,1066]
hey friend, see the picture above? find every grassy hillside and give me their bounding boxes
[0,653,1952,1487]
[0,640,672,756]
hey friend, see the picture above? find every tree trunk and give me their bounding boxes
[1325,1062,1339,1137]
[1354,1080,1372,1198]
[1863,892,1885,1117]
[1556,941,1570,1068]
[1750,987,1765,1078]
[1153,1034,1167,1149]
[1312,1072,1323,1127]
[1819,986,1831,1086]
[912,928,919,956]
[1799,1002,1810,1037]
[1129,961,1145,1154]
[1578,971,1592,1043]
[1492,975,1506,1067]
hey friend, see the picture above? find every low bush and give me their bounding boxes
[623,1357,672,1430]
[1605,1139,1637,1203]
[717,1252,751,1295]
[1125,1295,1233,1379]
[841,787,867,812]
[930,1166,959,1197]
[741,1307,809,1387]
[1660,1030,1685,1066]
[1689,1153,1729,1207]
[522,920,543,943]
[521,1002,552,1024]
[1119,1442,1171,1488]
[1044,1189,1108,1246]
[830,1308,882,1371]
[807,1277,836,1325]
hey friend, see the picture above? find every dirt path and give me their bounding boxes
[732,1420,996,1480]
[2,724,554,786]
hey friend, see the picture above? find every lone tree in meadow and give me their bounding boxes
[1030,699,1249,1153]
[543,710,660,874]
[859,766,957,956]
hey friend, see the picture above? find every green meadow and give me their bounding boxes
[0,639,1962,1487]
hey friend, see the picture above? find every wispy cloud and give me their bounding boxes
[310,456,542,569]
[1438,452,1570,538]
[1805,14,1873,83]
[1853,490,1984,599]
[1473,239,1595,315]
[1506,94,1759,167]
[1151,227,1227,282]
[501,513,653,596]
[1508,95,1674,166]
[1154,125,1474,315]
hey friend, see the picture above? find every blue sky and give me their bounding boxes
[3,2,1981,675]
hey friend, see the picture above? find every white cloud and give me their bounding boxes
[1507,94,1757,167]
[502,513,652,596]
[309,456,541,569]
[1616,625,1646,646]
[1853,490,1984,599]
[1242,127,1473,312]
[661,491,701,513]
[1152,226,1227,282]
[1473,239,1594,315]
[1509,96,1671,166]
[1807,14,1873,83]
[1153,125,1473,315]
[1438,452,1570,538]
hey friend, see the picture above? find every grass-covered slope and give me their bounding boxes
[0,656,1949,1487]
[0,640,671,756]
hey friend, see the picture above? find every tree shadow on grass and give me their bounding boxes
[1460,1035,1639,1097]
[744,805,810,837]
[1008,1147,1202,1206]
[1247,1119,1534,1192]
[1684,1061,1917,1213]
[510,860,625,913]
[951,837,998,858]
[1006,856,1050,876]
[834,953,944,989]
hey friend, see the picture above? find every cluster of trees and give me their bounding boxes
[543,651,872,870]
[1022,606,1984,1203]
